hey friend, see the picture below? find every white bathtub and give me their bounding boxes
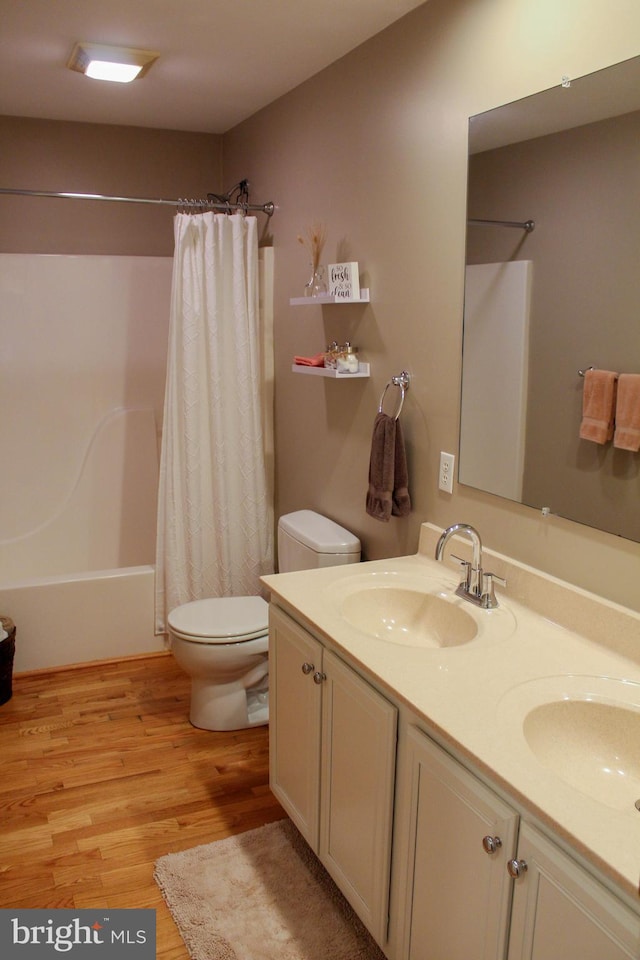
[0,566,165,673]
[0,405,166,672]
[0,254,173,673]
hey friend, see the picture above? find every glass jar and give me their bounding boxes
[324,341,340,368]
[336,342,359,374]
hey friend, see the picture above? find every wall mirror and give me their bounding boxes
[460,54,640,543]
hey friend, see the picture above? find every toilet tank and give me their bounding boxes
[278,510,361,572]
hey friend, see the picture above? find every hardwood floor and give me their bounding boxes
[0,653,285,958]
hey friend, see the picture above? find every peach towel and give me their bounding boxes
[614,373,640,452]
[293,353,325,367]
[579,369,618,444]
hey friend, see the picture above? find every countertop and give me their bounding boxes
[262,522,640,904]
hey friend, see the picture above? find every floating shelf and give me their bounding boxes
[292,362,370,379]
[289,288,370,306]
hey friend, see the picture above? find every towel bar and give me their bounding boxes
[379,371,410,420]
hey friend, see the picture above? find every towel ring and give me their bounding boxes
[379,371,410,420]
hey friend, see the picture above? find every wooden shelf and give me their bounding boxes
[292,362,370,379]
[289,288,370,306]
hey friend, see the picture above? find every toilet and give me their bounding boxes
[168,510,361,731]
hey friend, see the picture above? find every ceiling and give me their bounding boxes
[0,0,426,134]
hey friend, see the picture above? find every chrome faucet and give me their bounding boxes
[435,523,505,609]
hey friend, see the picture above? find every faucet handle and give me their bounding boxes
[481,572,507,609]
[451,554,472,589]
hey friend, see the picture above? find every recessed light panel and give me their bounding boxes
[67,43,159,83]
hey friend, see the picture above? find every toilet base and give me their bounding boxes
[189,673,269,731]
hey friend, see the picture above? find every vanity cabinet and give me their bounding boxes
[398,725,519,960]
[397,725,640,960]
[507,823,639,960]
[268,602,640,960]
[269,605,397,945]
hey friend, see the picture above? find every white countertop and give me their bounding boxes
[262,522,640,904]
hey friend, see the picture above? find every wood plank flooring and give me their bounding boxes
[0,653,285,958]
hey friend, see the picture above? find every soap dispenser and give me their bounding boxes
[336,342,359,374]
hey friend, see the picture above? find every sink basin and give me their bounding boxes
[324,571,516,649]
[500,675,640,811]
[523,698,640,810]
[340,585,478,647]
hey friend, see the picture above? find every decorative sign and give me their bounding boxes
[328,262,360,300]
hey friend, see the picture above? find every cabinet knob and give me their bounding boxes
[301,662,314,675]
[482,835,502,855]
[507,858,528,879]
[313,671,326,684]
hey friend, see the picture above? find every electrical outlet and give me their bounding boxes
[439,452,455,494]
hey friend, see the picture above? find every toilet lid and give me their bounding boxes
[168,596,269,644]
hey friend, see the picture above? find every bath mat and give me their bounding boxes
[154,818,386,960]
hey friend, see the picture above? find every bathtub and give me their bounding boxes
[0,406,167,673]
[0,566,164,674]
[0,253,173,674]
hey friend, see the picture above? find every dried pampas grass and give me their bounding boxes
[297,222,326,271]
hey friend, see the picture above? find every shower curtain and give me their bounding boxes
[155,212,274,633]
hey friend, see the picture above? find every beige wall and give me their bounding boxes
[223,0,640,610]
[467,110,640,541]
[0,1,638,611]
[0,117,223,255]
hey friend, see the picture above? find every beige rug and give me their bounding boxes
[154,818,387,960]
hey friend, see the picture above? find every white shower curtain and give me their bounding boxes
[155,212,274,633]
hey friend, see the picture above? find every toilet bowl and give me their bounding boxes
[169,596,269,731]
[168,510,360,731]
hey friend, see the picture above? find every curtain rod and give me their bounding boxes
[0,186,275,216]
[468,217,535,232]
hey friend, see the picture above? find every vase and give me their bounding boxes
[304,265,327,297]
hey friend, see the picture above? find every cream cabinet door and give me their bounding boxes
[268,606,322,848]
[402,725,518,960]
[507,823,640,960]
[319,647,397,945]
[269,606,397,948]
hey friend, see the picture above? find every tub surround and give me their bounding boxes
[262,521,640,905]
[0,254,171,672]
[2,566,163,673]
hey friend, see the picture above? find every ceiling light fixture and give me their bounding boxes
[67,42,159,83]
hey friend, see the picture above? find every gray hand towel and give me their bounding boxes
[366,412,411,522]
[392,418,411,517]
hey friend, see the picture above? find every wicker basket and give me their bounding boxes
[0,616,16,705]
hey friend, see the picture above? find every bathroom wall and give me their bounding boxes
[1,2,638,615]
[0,117,223,255]
[222,0,640,611]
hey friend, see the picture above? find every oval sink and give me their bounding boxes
[523,698,640,810]
[324,571,517,649]
[499,675,640,812]
[340,586,478,647]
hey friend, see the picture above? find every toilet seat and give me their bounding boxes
[168,596,268,645]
